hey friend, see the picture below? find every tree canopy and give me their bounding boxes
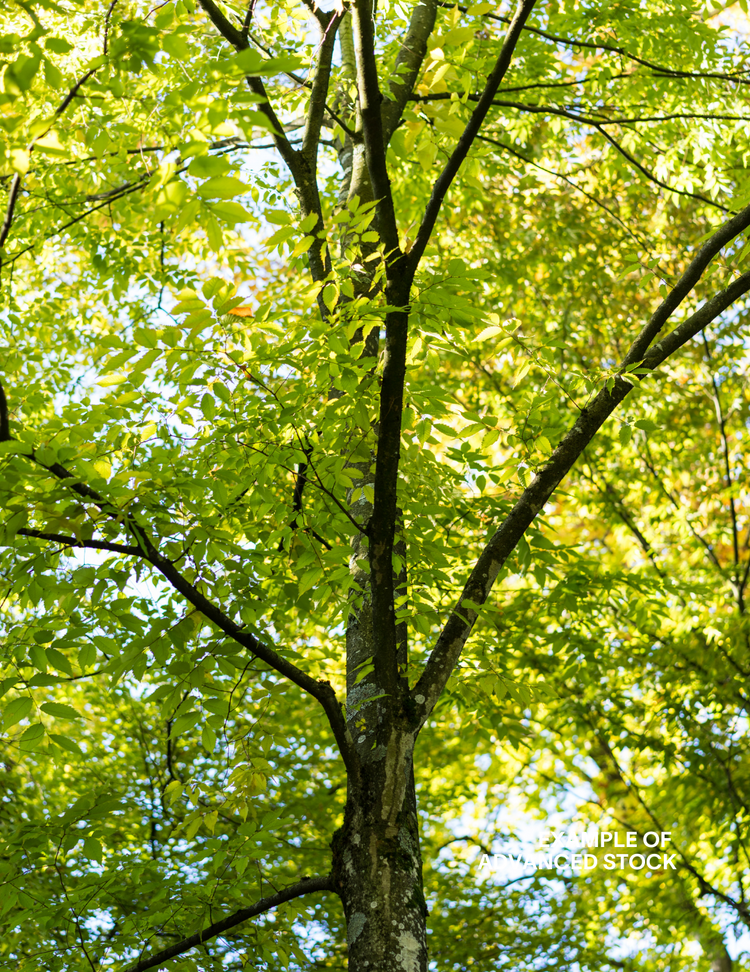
[1,0,750,969]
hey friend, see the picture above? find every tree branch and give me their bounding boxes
[123,875,334,972]
[351,0,402,256]
[474,132,646,247]
[701,331,742,606]
[14,529,142,557]
[638,442,724,573]
[381,0,438,144]
[596,124,728,213]
[447,95,731,212]
[0,59,100,269]
[195,0,297,168]
[622,201,750,368]
[406,0,537,275]
[0,385,358,777]
[301,11,343,161]
[411,247,750,727]
[438,1,750,86]
[196,0,332,288]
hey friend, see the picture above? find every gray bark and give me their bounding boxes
[332,733,427,972]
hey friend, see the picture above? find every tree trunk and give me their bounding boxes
[332,728,428,972]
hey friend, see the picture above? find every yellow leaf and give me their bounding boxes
[34,130,66,156]
[291,234,315,257]
[536,435,552,455]
[11,149,29,174]
[92,459,111,479]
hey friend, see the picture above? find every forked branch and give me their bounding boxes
[406,0,537,275]
[411,211,750,728]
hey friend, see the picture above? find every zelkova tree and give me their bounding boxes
[1,0,750,969]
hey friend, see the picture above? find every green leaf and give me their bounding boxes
[202,725,217,751]
[196,176,251,200]
[4,696,33,729]
[18,723,45,749]
[81,837,103,863]
[164,781,184,805]
[40,702,82,720]
[0,677,19,699]
[49,733,84,756]
[170,710,202,737]
[45,647,73,676]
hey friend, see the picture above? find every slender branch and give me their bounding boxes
[417,93,750,125]
[407,0,537,275]
[123,875,334,972]
[639,444,723,572]
[459,96,731,212]
[351,0,402,256]
[0,174,22,255]
[0,58,102,267]
[0,387,358,777]
[596,125,728,213]
[195,0,332,288]
[702,332,742,606]
[195,0,299,174]
[103,0,119,55]
[301,11,344,161]
[474,132,646,247]
[381,0,438,144]
[579,466,667,578]
[14,529,142,557]
[1,176,153,269]
[411,255,750,727]
[244,29,359,138]
[622,201,750,368]
[3,138,250,267]
[438,1,750,86]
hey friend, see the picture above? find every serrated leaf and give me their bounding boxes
[164,781,184,805]
[45,647,73,676]
[18,723,45,749]
[49,733,84,756]
[170,710,202,737]
[40,702,81,720]
[4,696,33,729]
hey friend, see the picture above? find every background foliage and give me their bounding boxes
[1,0,750,968]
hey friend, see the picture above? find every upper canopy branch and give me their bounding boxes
[438,0,750,86]
[351,0,402,257]
[381,0,438,145]
[196,0,336,285]
[410,207,750,730]
[406,0,537,276]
